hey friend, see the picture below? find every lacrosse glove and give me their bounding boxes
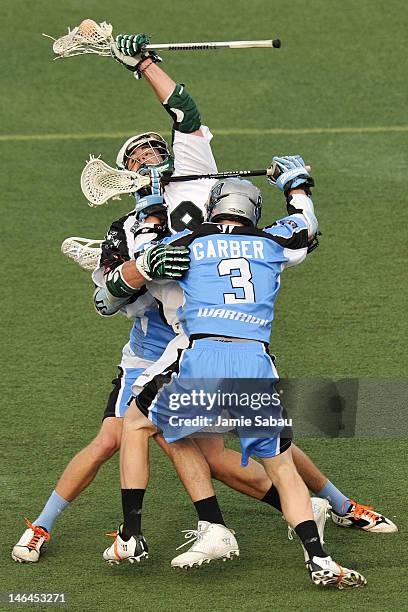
[134,168,166,221]
[268,155,314,195]
[111,33,162,79]
[135,244,190,280]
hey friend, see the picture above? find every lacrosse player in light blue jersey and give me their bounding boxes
[13,34,396,567]
[107,34,398,547]
[102,156,368,588]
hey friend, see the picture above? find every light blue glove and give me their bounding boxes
[134,168,165,220]
[269,155,312,194]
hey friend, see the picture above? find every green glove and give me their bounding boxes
[116,33,150,56]
[136,244,190,280]
[110,33,162,79]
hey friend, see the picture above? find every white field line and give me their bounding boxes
[0,125,407,142]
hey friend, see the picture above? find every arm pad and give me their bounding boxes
[105,263,141,298]
[286,193,318,239]
[93,287,129,317]
[162,83,201,134]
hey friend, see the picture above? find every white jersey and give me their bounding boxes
[131,126,219,334]
[164,126,218,234]
[92,126,218,358]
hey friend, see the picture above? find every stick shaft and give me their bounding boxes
[145,39,280,51]
[164,166,311,183]
[165,169,267,183]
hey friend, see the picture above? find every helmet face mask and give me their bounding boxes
[117,132,173,222]
[116,132,174,175]
[206,178,262,227]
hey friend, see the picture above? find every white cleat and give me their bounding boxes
[103,528,148,565]
[331,500,398,533]
[12,519,50,563]
[287,497,331,562]
[307,555,367,589]
[171,521,239,569]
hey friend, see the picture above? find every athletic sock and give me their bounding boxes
[33,490,70,533]
[194,495,225,525]
[121,489,145,540]
[260,485,282,512]
[317,480,351,515]
[295,520,327,559]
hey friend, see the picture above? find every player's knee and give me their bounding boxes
[91,432,120,461]
[123,409,154,435]
[205,452,225,479]
[195,438,225,478]
[201,445,231,480]
[272,461,298,486]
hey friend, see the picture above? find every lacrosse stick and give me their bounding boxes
[43,19,281,58]
[80,156,311,208]
[61,236,103,271]
[81,156,151,207]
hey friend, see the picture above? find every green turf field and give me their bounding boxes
[1,1,407,610]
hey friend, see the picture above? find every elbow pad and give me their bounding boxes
[162,83,201,133]
[286,193,318,239]
[93,287,129,317]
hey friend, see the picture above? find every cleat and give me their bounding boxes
[331,500,398,533]
[12,519,50,563]
[171,521,239,569]
[287,497,331,562]
[103,527,148,565]
[307,555,367,589]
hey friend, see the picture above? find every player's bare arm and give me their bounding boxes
[111,33,203,137]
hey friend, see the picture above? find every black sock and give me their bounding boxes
[194,496,225,525]
[261,485,282,512]
[294,520,327,559]
[121,489,145,540]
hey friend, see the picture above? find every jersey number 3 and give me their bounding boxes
[217,258,255,304]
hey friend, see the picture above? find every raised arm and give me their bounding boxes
[266,155,318,241]
[262,156,319,266]
[111,34,203,137]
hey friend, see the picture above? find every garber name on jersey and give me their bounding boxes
[191,239,265,261]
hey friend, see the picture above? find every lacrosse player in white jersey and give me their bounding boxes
[11,35,217,563]
[12,33,396,565]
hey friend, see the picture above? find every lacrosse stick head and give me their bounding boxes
[116,132,174,174]
[81,155,150,207]
[61,237,103,271]
[47,19,113,58]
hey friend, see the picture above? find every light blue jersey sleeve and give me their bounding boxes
[262,214,310,269]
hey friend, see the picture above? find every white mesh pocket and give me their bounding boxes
[46,20,113,58]
[61,237,103,271]
[80,156,146,207]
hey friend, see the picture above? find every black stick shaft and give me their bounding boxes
[164,169,269,183]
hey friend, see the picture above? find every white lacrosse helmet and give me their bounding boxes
[116,132,174,174]
[206,177,262,226]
